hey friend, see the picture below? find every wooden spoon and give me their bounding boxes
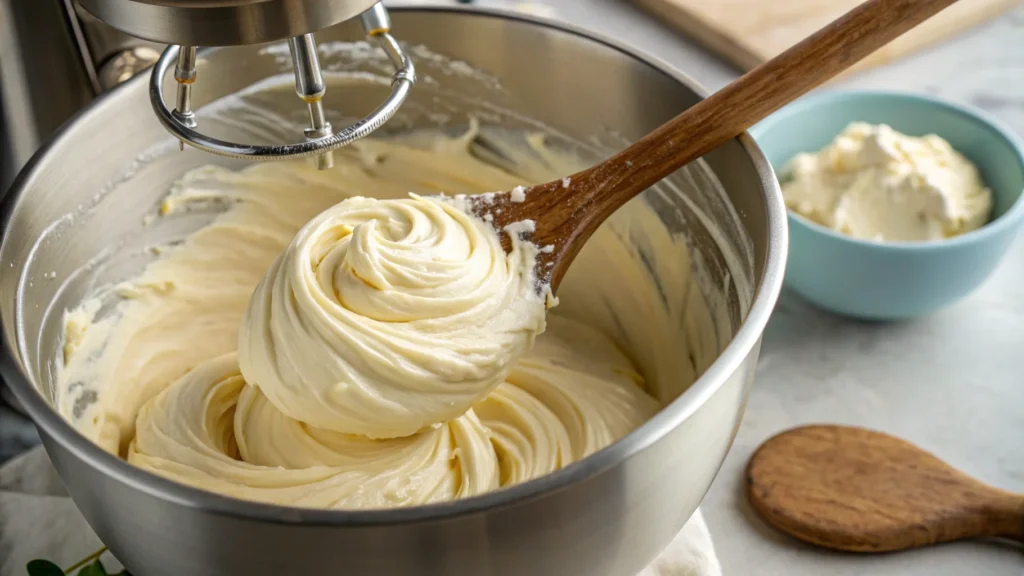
[746,424,1024,552]
[476,0,958,290]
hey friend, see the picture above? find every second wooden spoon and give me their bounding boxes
[476,0,959,290]
[747,424,1024,552]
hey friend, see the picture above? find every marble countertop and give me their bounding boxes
[3,1,1022,574]
[472,1,1024,573]
[532,2,1024,575]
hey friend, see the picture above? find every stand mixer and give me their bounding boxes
[0,0,415,191]
[0,0,413,415]
[78,0,415,170]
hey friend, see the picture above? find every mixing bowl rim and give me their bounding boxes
[1,4,787,526]
[752,88,1024,250]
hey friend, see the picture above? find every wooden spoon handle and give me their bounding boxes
[558,0,958,243]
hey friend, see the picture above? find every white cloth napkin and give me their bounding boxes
[0,446,721,575]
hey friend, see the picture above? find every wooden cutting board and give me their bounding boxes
[633,0,1021,73]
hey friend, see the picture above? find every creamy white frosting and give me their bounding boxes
[782,122,993,242]
[57,128,694,509]
[127,315,658,508]
[129,352,500,508]
[239,194,546,439]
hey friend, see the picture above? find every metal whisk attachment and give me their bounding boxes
[149,2,414,169]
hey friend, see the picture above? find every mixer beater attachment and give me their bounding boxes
[78,0,415,169]
[154,3,414,169]
[288,34,334,170]
[171,46,198,150]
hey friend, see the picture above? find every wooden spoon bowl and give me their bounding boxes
[746,424,1024,552]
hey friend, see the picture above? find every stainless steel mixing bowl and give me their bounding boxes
[0,6,786,575]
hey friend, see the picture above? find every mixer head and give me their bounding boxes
[76,0,416,169]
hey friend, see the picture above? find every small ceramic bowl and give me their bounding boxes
[750,90,1024,320]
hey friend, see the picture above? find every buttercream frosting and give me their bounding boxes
[58,127,673,509]
[782,122,993,242]
[239,194,545,439]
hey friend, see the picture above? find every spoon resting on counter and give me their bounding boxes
[747,425,1024,552]
[474,0,959,291]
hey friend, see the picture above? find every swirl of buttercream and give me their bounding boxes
[128,353,501,508]
[238,194,546,438]
[127,317,659,510]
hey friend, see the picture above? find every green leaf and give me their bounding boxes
[26,560,64,576]
[76,559,109,576]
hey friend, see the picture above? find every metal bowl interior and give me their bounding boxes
[0,6,786,576]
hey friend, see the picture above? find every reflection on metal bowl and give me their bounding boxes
[0,6,786,576]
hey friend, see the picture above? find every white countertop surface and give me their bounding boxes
[476,1,1024,574]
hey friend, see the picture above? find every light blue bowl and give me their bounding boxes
[750,90,1024,320]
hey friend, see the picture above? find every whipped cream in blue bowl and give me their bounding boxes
[750,90,1024,319]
